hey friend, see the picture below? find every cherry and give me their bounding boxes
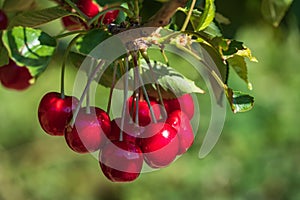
[0,10,8,30]
[77,0,99,18]
[61,16,85,31]
[138,123,179,168]
[65,107,111,153]
[166,110,194,155]
[128,96,161,127]
[106,118,144,145]
[38,92,79,136]
[99,141,143,182]
[0,59,33,90]
[163,94,195,119]
[99,9,119,24]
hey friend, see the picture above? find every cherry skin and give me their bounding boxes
[0,59,33,90]
[77,0,99,18]
[128,96,161,127]
[38,92,79,136]
[166,110,194,155]
[99,9,119,24]
[61,16,85,31]
[106,118,144,145]
[99,141,143,182]
[138,123,179,168]
[0,10,8,30]
[163,94,195,119]
[65,107,111,153]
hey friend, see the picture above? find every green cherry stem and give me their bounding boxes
[70,59,106,127]
[107,61,118,114]
[86,58,96,114]
[181,0,196,31]
[60,33,84,99]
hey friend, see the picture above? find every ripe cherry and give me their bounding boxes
[99,9,119,24]
[0,10,8,30]
[61,16,85,31]
[77,0,99,18]
[138,123,179,168]
[99,141,143,182]
[163,94,195,119]
[128,96,161,127]
[166,110,194,155]
[0,59,33,90]
[38,92,79,136]
[65,107,111,153]
[106,118,144,145]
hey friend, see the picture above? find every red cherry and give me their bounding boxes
[163,94,194,119]
[0,59,33,90]
[77,0,100,18]
[106,118,144,145]
[61,16,85,31]
[38,92,79,136]
[128,96,161,127]
[99,141,143,182]
[65,107,111,153]
[0,10,8,30]
[166,110,194,155]
[99,9,119,24]
[138,123,179,168]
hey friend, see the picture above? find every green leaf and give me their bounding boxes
[76,29,111,55]
[226,88,254,113]
[0,37,9,66]
[261,0,293,27]
[2,0,35,12]
[8,6,71,28]
[197,0,215,31]
[2,26,57,77]
[227,55,251,88]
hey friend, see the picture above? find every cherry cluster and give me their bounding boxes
[37,91,195,182]
[61,0,119,31]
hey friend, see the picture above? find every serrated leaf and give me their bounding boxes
[226,88,254,113]
[2,26,57,77]
[261,0,293,27]
[197,0,215,31]
[8,6,71,28]
[76,29,111,55]
[0,37,9,66]
[3,0,35,12]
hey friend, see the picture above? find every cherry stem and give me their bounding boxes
[70,59,106,126]
[133,0,140,22]
[120,56,130,141]
[54,30,87,40]
[133,52,157,123]
[133,64,140,125]
[160,46,170,66]
[60,33,83,99]
[86,58,96,114]
[64,0,89,21]
[107,61,118,114]
[181,0,196,31]
[140,50,167,119]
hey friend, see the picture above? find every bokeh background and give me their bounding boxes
[1,0,300,199]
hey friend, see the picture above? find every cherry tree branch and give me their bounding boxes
[144,0,189,27]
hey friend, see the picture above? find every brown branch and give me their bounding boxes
[143,0,189,27]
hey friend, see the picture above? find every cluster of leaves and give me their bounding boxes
[1,0,292,113]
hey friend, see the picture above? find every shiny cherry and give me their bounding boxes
[0,10,8,30]
[77,0,99,18]
[99,9,119,24]
[128,96,161,127]
[99,140,143,182]
[163,94,194,119]
[0,59,33,90]
[166,110,194,155]
[38,92,79,136]
[65,107,111,153]
[138,123,179,168]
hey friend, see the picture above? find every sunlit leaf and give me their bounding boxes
[226,88,254,113]
[197,0,215,31]
[2,26,57,77]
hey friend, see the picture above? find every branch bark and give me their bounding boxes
[143,0,189,27]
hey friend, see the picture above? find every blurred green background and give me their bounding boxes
[1,0,300,200]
